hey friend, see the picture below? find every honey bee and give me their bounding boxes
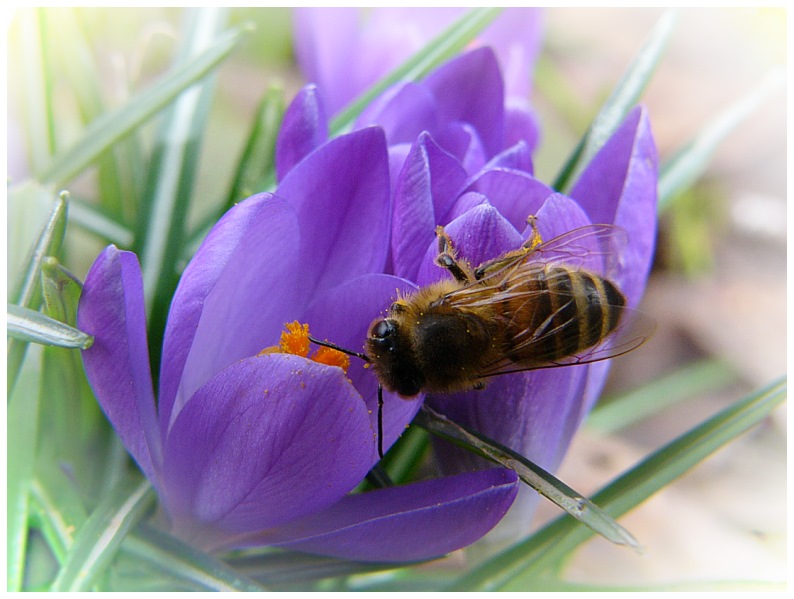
[311,216,651,458]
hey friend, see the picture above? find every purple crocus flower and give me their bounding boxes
[292,7,543,116]
[77,126,519,562]
[277,45,658,539]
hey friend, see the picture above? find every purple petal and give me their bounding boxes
[480,8,545,98]
[163,354,374,543]
[355,82,439,146]
[292,8,360,115]
[416,203,523,286]
[252,468,519,562]
[77,246,161,487]
[392,133,467,280]
[569,106,658,307]
[276,84,329,181]
[424,47,505,159]
[483,140,534,174]
[433,122,487,174]
[464,167,554,232]
[158,194,301,434]
[276,127,391,297]
[302,274,422,453]
[504,102,541,157]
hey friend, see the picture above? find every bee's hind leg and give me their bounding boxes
[435,225,475,283]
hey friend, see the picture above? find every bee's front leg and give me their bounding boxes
[435,226,475,283]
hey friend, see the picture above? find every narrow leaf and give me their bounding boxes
[7,189,69,394]
[43,8,143,219]
[7,303,93,349]
[447,376,786,591]
[49,477,155,592]
[553,9,677,192]
[37,22,250,187]
[658,68,785,212]
[7,345,43,591]
[133,8,229,378]
[226,82,285,207]
[587,360,737,435]
[10,8,55,173]
[122,524,266,592]
[330,8,502,135]
[416,406,639,550]
[67,198,135,248]
[30,459,90,564]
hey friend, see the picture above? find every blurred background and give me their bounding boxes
[6,7,787,587]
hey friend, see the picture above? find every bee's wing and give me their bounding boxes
[478,304,655,379]
[523,223,628,278]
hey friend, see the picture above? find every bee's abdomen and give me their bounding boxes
[506,266,625,362]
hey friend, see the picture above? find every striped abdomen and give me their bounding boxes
[503,265,625,363]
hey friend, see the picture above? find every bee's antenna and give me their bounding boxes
[307,335,369,362]
[307,335,383,459]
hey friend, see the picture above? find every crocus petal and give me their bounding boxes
[159,194,301,433]
[77,246,160,487]
[392,132,467,280]
[292,8,359,115]
[570,106,658,307]
[255,468,519,562]
[416,203,523,286]
[423,47,505,159]
[163,354,374,545]
[504,100,541,155]
[355,82,439,146]
[276,127,391,298]
[463,167,554,232]
[276,84,329,181]
[302,274,422,454]
[482,140,534,175]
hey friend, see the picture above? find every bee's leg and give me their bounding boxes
[435,225,475,283]
[474,215,543,280]
[524,215,543,251]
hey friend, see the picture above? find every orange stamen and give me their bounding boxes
[259,321,351,374]
[312,345,351,372]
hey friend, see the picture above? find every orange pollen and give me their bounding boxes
[312,345,351,372]
[259,321,350,374]
[279,321,311,357]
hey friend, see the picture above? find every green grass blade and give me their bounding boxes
[587,360,737,435]
[657,68,785,212]
[7,188,68,395]
[49,477,155,592]
[7,345,43,591]
[10,9,55,173]
[225,82,285,207]
[416,406,639,550]
[330,8,502,135]
[7,304,93,349]
[67,198,135,248]
[121,524,266,591]
[553,10,677,192]
[9,189,68,307]
[447,376,786,591]
[36,21,249,188]
[30,459,90,564]
[42,8,141,219]
[132,8,229,377]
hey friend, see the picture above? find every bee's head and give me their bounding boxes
[366,317,424,397]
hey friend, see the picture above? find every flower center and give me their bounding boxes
[259,321,350,373]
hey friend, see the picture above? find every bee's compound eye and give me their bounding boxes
[372,319,395,339]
